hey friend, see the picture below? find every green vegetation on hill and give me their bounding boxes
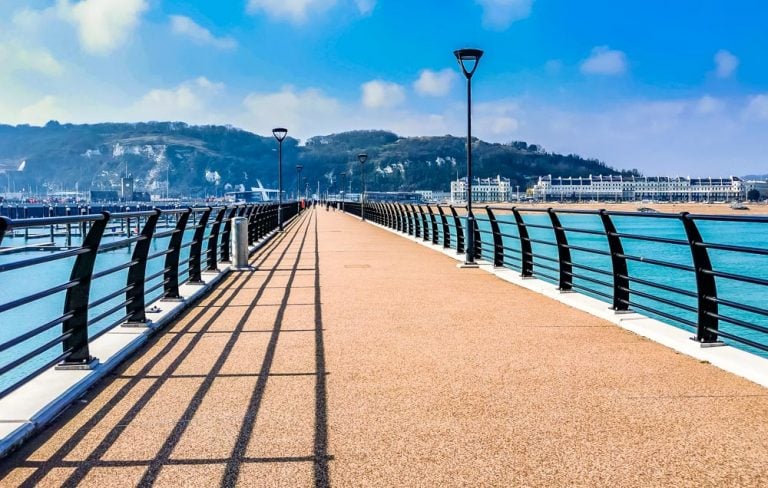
[0,122,636,197]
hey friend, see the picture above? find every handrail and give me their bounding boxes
[0,202,292,399]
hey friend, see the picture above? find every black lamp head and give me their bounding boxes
[357,153,368,164]
[454,48,484,79]
[296,164,303,172]
[272,127,288,142]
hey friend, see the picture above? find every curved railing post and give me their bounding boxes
[247,206,258,244]
[220,207,239,263]
[512,208,533,278]
[548,208,573,292]
[388,203,396,229]
[417,205,429,241]
[449,205,464,254]
[427,206,439,245]
[473,212,482,260]
[59,211,110,368]
[189,207,212,284]
[125,209,161,325]
[398,203,407,233]
[0,216,9,246]
[163,208,191,300]
[399,204,410,235]
[599,210,630,312]
[681,213,721,344]
[238,205,247,217]
[437,206,450,248]
[486,207,504,267]
[206,207,227,271]
[410,204,422,238]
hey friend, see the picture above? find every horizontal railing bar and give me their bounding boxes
[704,269,768,287]
[687,214,768,223]
[610,232,688,246]
[527,238,557,247]
[706,328,768,353]
[621,274,698,298]
[566,271,612,289]
[0,351,71,399]
[109,210,161,219]
[0,280,79,314]
[533,271,559,283]
[146,249,173,261]
[570,283,614,300]
[91,260,138,281]
[9,214,107,228]
[0,247,90,273]
[89,314,133,342]
[556,226,605,236]
[705,312,768,336]
[620,286,698,314]
[620,300,698,329]
[707,296,768,317]
[0,333,72,377]
[561,244,611,256]
[605,210,681,219]
[144,279,169,297]
[88,285,132,310]
[0,312,74,353]
[520,223,552,230]
[697,241,768,256]
[530,253,559,264]
[144,268,170,283]
[97,235,144,253]
[566,261,613,277]
[618,254,695,272]
[87,299,132,327]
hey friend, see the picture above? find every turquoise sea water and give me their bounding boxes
[2,211,768,394]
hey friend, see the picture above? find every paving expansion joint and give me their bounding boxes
[365,218,768,390]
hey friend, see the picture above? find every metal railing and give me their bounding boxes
[340,201,768,356]
[0,202,300,399]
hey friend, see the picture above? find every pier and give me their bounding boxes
[2,208,768,486]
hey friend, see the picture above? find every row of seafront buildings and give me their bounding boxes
[448,175,763,203]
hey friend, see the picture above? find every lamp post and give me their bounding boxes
[358,153,368,221]
[296,164,303,212]
[340,171,347,212]
[454,48,483,266]
[272,127,288,231]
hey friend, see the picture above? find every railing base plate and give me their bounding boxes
[56,357,100,371]
[612,308,635,315]
[161,297,185,303]
[232,266,255,271]
[690,337,726,348]
[457,263,480,269]
[122,320,153,328]
[188,280,206,286]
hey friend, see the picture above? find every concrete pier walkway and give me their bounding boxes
[2,209,768,487]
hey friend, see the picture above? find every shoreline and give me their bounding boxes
[466,201,768,216]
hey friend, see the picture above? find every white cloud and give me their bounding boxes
[242,86,342,138]
[132,77,224,121]
[54,0,149,55]
[580,46,627,76]
[354,0,376,15]
[695,95,724,115]
[744,94,768,121]
[361,80,406,109]
[414,69,457,97]
[0,42,64,77]
[714,49,739,79]
[19,96,66,125]
[169,15,237,50]
[246,0,337,24]
[475,0,532,30]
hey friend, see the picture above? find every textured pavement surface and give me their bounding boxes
[2,208,768,487]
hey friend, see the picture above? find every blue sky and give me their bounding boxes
[1,0,767,175]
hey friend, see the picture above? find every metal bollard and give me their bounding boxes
[231,217,251,270]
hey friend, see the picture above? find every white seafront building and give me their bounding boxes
[532,175,746,202]
[450,176,512,203]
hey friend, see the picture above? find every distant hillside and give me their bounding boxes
[0,122,636,197]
